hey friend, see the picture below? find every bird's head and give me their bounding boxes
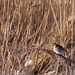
[50,43,57,47]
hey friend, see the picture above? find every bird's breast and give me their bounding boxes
[53,46,64,54]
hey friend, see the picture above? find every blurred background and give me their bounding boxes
[0,0,75,75]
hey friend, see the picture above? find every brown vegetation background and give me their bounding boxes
[0,0,75,75]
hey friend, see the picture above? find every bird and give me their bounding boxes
[50,43,70,55]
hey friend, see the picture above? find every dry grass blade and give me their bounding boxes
[19,50,31,64]
[36,48,56,59]
[25,33,36,47]
[35,48,75,65]
[0,1,75,75]
[44,71,56,75]
[18,33,36,73]
[50,1,64,45]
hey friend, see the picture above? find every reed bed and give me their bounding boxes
[0,0,75,75]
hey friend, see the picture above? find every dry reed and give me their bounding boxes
[0,0,75,75]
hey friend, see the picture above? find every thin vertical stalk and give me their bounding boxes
[50,1,64,45]
[2,0,6,74]
[59,2,62,45]
[63,1,67,75]
[71,1,74,75]
[42,0,45,19]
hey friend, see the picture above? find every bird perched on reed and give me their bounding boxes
[50,43,70,55]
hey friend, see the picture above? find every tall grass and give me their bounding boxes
[0,0,75,75]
